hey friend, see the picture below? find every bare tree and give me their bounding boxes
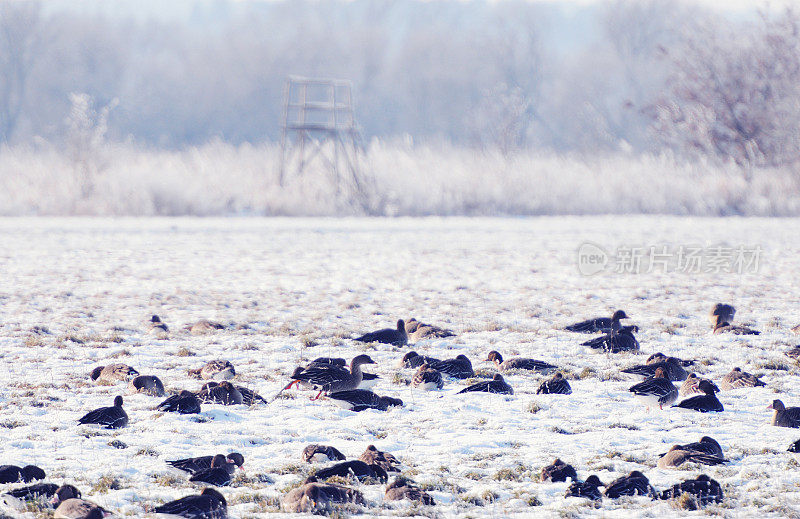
[0,1,43,142]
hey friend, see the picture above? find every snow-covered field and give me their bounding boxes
[1,216,800,518]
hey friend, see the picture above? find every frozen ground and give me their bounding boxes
[1,216,800,518]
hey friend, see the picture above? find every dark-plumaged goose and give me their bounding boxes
[769,399,800,428]
[663,436,724,458]
[674,380,723,412]
[354,319,408,346]
[158,390,202,414]
[565,310,630,333]
[679,373,718,397]
[537,373,572,395]
[412,363,444,390]
[428,355,474,379]
[53,498,107,519]
[582,322,639,353]
[128,375,165,396]
[149,314,169,338]
[401,351,441,369]
[78,395,128,429]
[603,471,654,499]
[486,351,556,373]
[302,358,378,389]
[189,455,236,486]
[659,474,723,504]
[566,475,604,501]
[719,367,765,390]
[169,453,244,474]
[154,487,227,518]
[189,360,236,381]
[280,479,364,513]
[709,303,736,328]
[540,459,577,482]
[384,477,435,504]
[0,464,45,484]
[622,356,689,381]
[312,461,388,483]
[90,364,139,383]
[457,374,513,395]
[287,355,376,398]
[712,313,759,335]
[359,445,400,473]
[186,319,225,335]
[646,352,694,367]
[231,384,267,406]
[198,381,243,405]
[628,368,678,409]
[3,483,79,507]
[327,390,403,412]
[405,318,455,341]
[302,445,346,463]
[657,446,726,468]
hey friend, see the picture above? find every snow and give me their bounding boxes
[1,216,800,517]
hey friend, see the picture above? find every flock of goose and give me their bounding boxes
[2,303,800,517]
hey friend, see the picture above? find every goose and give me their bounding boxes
[0,464,45,484]
[154,487,227,518]
[157,390,202,414]
[401,351,441,369]
[186,319,225,335]
[198,381,243,405]
[712,314,759,335]
[149,315,169,338]
[302,445,346,463]
[189,360,235,381]
[565,310,630,333]
[769,399,800,428]
[566,475,604,501]
[657,445,726,468]
[659,474,723,504]
[312,461,388,483]
[719,367,765,390]
[2,483,79,509]
[662,436,724,458]
[359,445,400,473]
[674,380,723,412]
[286,355,376,399]
[412,363,444,390]
[280,479,364,513]
[540,459,577,482]
[90,364,138,383]
[604,471,654,498]
[384,477,435,504]
[486,351,556,373]
[327,390,402,412]
[457,374,513,395]
[405,318,455,341]
[709,303,736,328]
[303,358,379,389]
[628,368,678,409]
[354,319,408,346]
[168,453,245,474]
[78,396,128,428]
[679,373,719,397]
[428,355,474,379]
[582,320,639,353]
[537,373,572,395]
[128,375,165,396]
[622,356,689,381]
[53,498,107,519]
[189,454,237,486]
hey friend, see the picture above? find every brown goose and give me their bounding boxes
[679,373,719,397]
[405,318,455,341]
[628,368,678,409]
[622,355,690,381]
[565,309,629,333]
[658,474,723,504]
[186,319,225,335]
[198,381,243,405]
[769,399,800,428]
[189,360,235,381]
[486,351,556,373]
[3,483,79,508]
[428,355,474,379]
[154,487,227,518]
[354,320,408,346]
[280,479,364,513]
[719,367,765,390]
[457,374,513,395]
[359,445,400,473]
[709,303,736,328]
[53,498,107,519]
[385,477,435,504]
[713,314,759,335]
[327,390,403,411]
[401,351,441,369]
[604,471,655,498]
[128,375,165,396]
[168,453,245,474]
[657,445,726,468]
[537,373,572,395]
[412,363,444,390]
[663,436,724,458]
[90,364,138,383]
[302,444,346,463]
[287,355,376,399]
[541,459,577,482]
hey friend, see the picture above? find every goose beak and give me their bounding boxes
[767,403,774,410]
